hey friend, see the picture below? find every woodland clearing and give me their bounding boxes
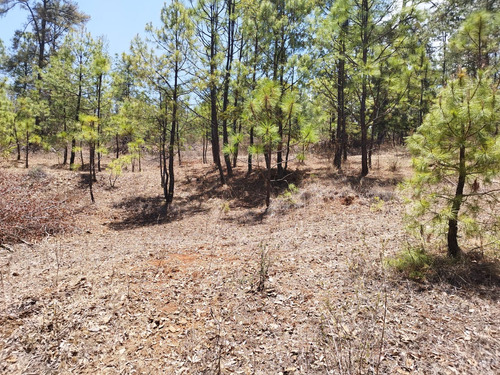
[0,148,499,374]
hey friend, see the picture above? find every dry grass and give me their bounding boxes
[0,167,82,245]
[0,149,498,374]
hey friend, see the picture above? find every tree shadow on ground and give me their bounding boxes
[429,252,500,300]
[106,195,210,230]
[184,165,308,209]
[77,171,94,188]
[106,165,308,230]
[343,174,404,195]
[393,250,500,301]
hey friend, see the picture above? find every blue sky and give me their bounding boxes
[0,0,163,57]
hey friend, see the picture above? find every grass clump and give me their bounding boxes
[386,246,433,281]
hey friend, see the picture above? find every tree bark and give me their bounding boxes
[360,0,369,177]
[221,0,235,177]
[25,130,29,168]
[89,139,95,203]
[167,61,179,205]
[447,146,466,258]
[334,41,346,169]
[248,33,259,175]
[209,5,225,185]
[96,72,103,172]
[70,49,84,169]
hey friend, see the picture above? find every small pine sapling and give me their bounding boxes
[403,70,500,258]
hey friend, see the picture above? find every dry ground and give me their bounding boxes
[0,148,499,374]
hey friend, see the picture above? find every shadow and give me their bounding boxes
[222,208,268,225]
[106,195,210,231]
[344,174,403,190]
[429,252,500,299]
[106,164,308,230]
[393,250,500,301]
[49,162,71,170]
[77,172,96,189]
[185,165,308,209]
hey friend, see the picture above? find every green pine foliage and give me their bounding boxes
[0,82,15,157]
[403,70,500,256]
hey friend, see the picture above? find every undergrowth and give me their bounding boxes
[385,246,433,281]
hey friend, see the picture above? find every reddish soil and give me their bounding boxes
[0,149,498,374]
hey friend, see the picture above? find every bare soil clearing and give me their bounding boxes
[0,150,499,374]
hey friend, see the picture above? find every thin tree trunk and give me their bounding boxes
[418,51,427,128]
[15,130,21,161]
[247,126,254,175]
[211,85,225,185]
[232,36,244,168]
[89,141,95,203]
[284,117,292,172]
[80,141,84,169]
[202,130,207,164]
[209,9,225,185]
[334,45,346,169]
[368,124,375,169]
[63,111,68,165]
[70,138,76,167]
[360,0,369,177]
[282,68,295,174]
[71,52,84,170]
[447,146,466,258]
[248,33,259,175]
[167,62,179,205]
[25,130,29,169]
[265,145,272,207]
[442,32,447,86]
[116,135,119,159]
[96,73,103,172]
[221,0,235,178]
[177,125,182,166]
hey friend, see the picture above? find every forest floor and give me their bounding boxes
[0,148,499,375]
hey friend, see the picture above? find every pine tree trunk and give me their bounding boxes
[221,0,235,178]
[116,135,119,159]
[447,146,466,258]
[265,146,272,207]
[70,138,76,167]
[71,54,83,170]
[25,130,29,169]
[209,11,225,185]
[96,73,103,172]
[334,48,346,169]
[360,0,369,177]
[247,126,254,175]
[167,64,179,205]
[89,141,95,203]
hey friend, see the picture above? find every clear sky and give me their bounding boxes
[0,0,164,57]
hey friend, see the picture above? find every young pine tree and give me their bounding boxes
[404,70,500,258]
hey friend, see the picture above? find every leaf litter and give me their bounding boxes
[0,151,498,374]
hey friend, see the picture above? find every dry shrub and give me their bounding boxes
[0,169,75,244]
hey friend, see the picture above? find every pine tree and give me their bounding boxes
[405,70,500,257]
[146,0,194,205]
